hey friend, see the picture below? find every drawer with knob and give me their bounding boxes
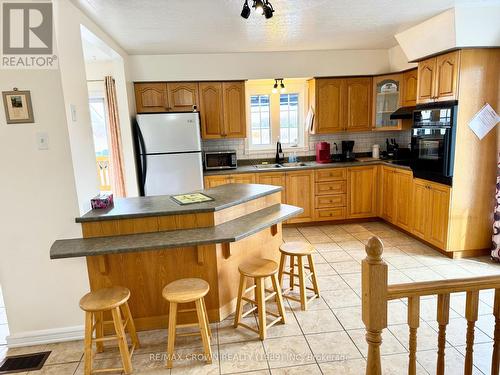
[315,168,347,182]
[315,207,346,221]
[315,194,346,209]
[315,181,347,195]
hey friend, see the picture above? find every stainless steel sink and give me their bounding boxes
[280,162,308,168]
[253,164,283,169]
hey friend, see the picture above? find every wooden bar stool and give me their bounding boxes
[162,278,212,369]
[234,258,287,340]
[278,241,320,310]
[79,286,140,375]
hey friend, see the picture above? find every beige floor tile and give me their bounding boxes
[380,246,407,257]
[332,306,364,330]
[340,224,368,233]
[475,314,495,339]
[455,342,495,375]
[320,251,354,263]
[28,362,80,374]
[428,317,492,346]
[352,231,377,240]
[387,269,413,284]
[169,345,218,375]
[44,340,83,365]
[321,288,361,309]
[319,358,366,374]
[219,341,267,374]
[294,309,343,334]
[479,289,495,306]
[337,240,365,251]
[264,307,303,339]
[387,301,408,326]
[450,292,495,317]
[311,253,327,264]
[388,321,441,351]
[385,255,424,269]
[329,261,361,275]
[381,353,427,375]
[286,295,330,312]
[339,273,361,294]
[430,264,474,279]
[417,296,460,322]
[263,335,315,368]
[416,347,483,375]
[315,275,350,291]
[219,315,261,345]
[311,262,337,276]
[270,363,321,374]
[306,331,362,363]
[328,233,356,242]
[283,235,306,243]
[348,328,407,357]
[411,254,453,267]
[311,242,342,253]
[304,235,332,244]
[402,266,444,282]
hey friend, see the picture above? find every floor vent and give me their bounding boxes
[0,351,51,374]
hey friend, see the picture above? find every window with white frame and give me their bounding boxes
[246,79,307,151]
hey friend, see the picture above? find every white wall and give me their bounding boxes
[128,49,392,81]
[455,4,500,47]
[0,69,89,343]
[388,45,417,72]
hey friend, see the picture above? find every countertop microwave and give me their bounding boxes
[204,150,238,170]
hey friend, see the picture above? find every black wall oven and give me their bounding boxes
[410,101,457,186]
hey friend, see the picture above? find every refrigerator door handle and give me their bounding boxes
[136,124,148,188]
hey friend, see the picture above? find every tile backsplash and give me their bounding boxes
[202,131,411,160]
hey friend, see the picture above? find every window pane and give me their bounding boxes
[249,94,271,145]
[279,93,299,145]
[89,99,109,156]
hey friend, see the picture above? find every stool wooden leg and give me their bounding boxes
[121,302,140,349]
[95,311,104,353]
[297,256,307,310]
[278,253,286,287]
[255,278,267,340]
[271,273,286,324]
[83,311,93,375]
[289,256,295,291]
[307,254,320,298]
[111,307,132,374]
[202,298,212,338]
[195,299,213,364]
[166,302,177,369]
[234,274,246,328]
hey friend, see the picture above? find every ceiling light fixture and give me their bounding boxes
[272,79,285,94]
[241,0,275,19]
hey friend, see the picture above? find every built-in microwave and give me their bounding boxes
[204,150,238,170]
[410,101,458,185]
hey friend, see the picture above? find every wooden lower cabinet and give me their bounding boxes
[231,173,256,184]
[285,170,315,223]
[347,166,378,218]
[380,166,413,231]
[256,172,286,202]
[204,173,255,188]
[380,166,396,222]
[411,178,451,249]
[313,168,347,221]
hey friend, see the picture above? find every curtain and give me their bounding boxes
[104,76,127,197]
[492,153,500,261]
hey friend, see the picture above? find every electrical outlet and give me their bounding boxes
[36,132,49,150]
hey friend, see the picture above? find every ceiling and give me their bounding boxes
[72,0,474,55]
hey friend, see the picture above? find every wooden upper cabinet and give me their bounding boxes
[134,83,168,113]
[167,82,199,111]
[222,81,246,138]
[417,58,436,104]
[345,77,372,132]
[402,69,418,107]
[435,51,460,102]
[347,166,378,218]
[199,82,224,139]
[417,50,460,104]
[313,78,344,133]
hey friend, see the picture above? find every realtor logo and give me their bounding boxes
[1,2,57,69]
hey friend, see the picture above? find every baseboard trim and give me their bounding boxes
[6,325,84,348]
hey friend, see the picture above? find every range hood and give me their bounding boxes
[390,106,416,120]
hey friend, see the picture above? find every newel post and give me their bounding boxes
[362,237,388,375]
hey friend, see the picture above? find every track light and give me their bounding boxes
[241,0,274,19]
[272,79,285,94]
[241,0,250,18]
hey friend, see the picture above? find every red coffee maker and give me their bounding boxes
[315,142,331,163]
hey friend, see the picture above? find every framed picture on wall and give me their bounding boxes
[2,90,34,124]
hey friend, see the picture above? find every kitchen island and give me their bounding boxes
[51,184,302,330]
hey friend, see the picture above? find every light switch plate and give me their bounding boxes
[36,132,49,150]
[70,104,77,122]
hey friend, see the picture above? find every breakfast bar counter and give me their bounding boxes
[50,184,302,330]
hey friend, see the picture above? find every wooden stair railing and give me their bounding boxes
[362,237,500,375]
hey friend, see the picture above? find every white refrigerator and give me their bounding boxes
[135,113,204,196]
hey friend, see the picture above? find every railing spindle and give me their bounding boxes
[436,293,450,375]
[408,296,420,375]
[362,237,388,375]
[464,290,479,375]
[492,289,500,375]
